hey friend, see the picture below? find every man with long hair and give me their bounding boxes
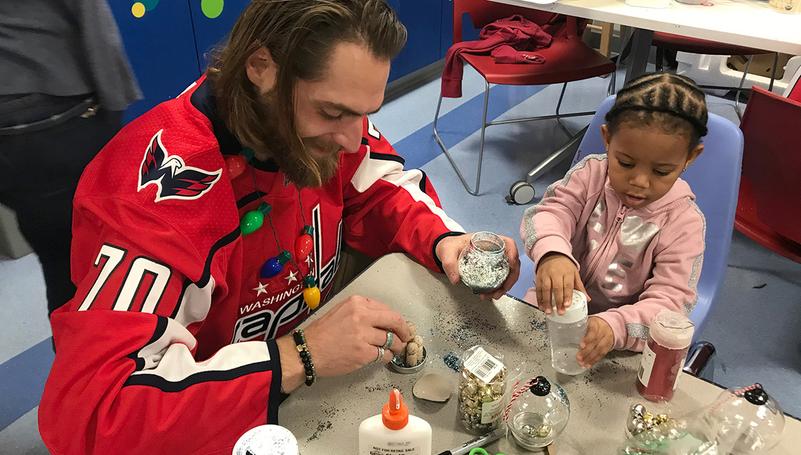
[39,1,520,452]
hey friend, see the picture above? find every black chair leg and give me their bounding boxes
[656,46,664,72]
[683,341,716,377]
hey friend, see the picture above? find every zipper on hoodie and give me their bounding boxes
[584,204,628,283]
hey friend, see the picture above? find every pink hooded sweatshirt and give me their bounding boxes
[520,154,705,351]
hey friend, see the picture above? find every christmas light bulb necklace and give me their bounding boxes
[227,149,321,310]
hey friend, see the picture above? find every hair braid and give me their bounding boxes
[605,72,709,149]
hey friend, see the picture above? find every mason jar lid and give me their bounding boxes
[545,290,588,324]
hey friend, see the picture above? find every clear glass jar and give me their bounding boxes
[457,232,510,293]
[545,290,588,375]
[693,384,785,454]
[620,384,785,454]
[506,376,570,450]
[458,345,507,433]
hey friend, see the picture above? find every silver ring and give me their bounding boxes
[373,346,385,364]
[381,331,394,350]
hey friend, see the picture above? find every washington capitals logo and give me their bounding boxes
[138,129,221,203]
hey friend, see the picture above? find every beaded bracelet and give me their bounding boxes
[292,329,316,386]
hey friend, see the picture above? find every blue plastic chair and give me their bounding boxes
[571,95,743,339]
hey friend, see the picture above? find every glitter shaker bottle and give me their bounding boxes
[637,309,694,402]
[546,290,588,375]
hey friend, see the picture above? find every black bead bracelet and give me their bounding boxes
[292,329,316,386]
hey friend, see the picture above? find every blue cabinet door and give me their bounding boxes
[441,0,454,57]
[109,1,201,121]
[387,0,443,81]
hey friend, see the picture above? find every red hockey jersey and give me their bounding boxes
[39,75,462,454]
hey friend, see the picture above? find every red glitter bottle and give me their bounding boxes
[636,310,695,402]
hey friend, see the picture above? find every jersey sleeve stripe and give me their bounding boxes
[123,362,273,392]
[266,339,283,424]
[126,340,272,390]
[350,155,464,232]
[369,151,405,165]
[197,227,240,287]
[126,316,168,371]
[128,316,197,372]
[171,278,215,328]
[419,169,428,193]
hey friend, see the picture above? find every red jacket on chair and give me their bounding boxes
[441,14,553,98]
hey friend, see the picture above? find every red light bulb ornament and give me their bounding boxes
[295,226,314,260]
[226,148,254,180]
[303,275,321,310]
[225,155,247,179]
[241,202,271,235]
[260,250,292,279]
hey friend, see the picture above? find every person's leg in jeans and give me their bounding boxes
[0,108,122,314]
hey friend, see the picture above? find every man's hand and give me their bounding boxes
[535,252,588,315]
[278,295,410,393]
[576,316,614,369]
[436,233,520,300]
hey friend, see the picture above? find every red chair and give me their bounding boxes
[735,86,801,263]
[653,32,779,118]
[433,0,616,198]
[788,68,801,102]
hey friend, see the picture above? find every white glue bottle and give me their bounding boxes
[358,388,432,455]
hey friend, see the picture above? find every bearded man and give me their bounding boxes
[39,2,519,453]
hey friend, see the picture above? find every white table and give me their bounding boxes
[490,0,801,81]
[279,254,801,453]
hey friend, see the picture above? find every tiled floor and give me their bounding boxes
[1,67,799,452]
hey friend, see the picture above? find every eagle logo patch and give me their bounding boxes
[138,129,221,203]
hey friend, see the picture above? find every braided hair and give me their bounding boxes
[605,72,709,150]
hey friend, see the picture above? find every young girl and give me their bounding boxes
[520,72,707,369]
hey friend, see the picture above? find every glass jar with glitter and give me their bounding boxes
[457,232,510,294]
[458,345,507,433]
[503,376,570,450]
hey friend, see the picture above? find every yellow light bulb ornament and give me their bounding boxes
[303,275,320,310]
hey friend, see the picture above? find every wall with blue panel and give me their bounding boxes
[441,0,454,59]
[109,0,200,121]
[113,0,452,121]
[387,0,443,81]
[189,0,252,69]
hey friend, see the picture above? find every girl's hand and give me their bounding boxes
[577,316,614,368]
[535,253,587,314]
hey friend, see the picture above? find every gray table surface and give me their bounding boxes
[279,254,800,454]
